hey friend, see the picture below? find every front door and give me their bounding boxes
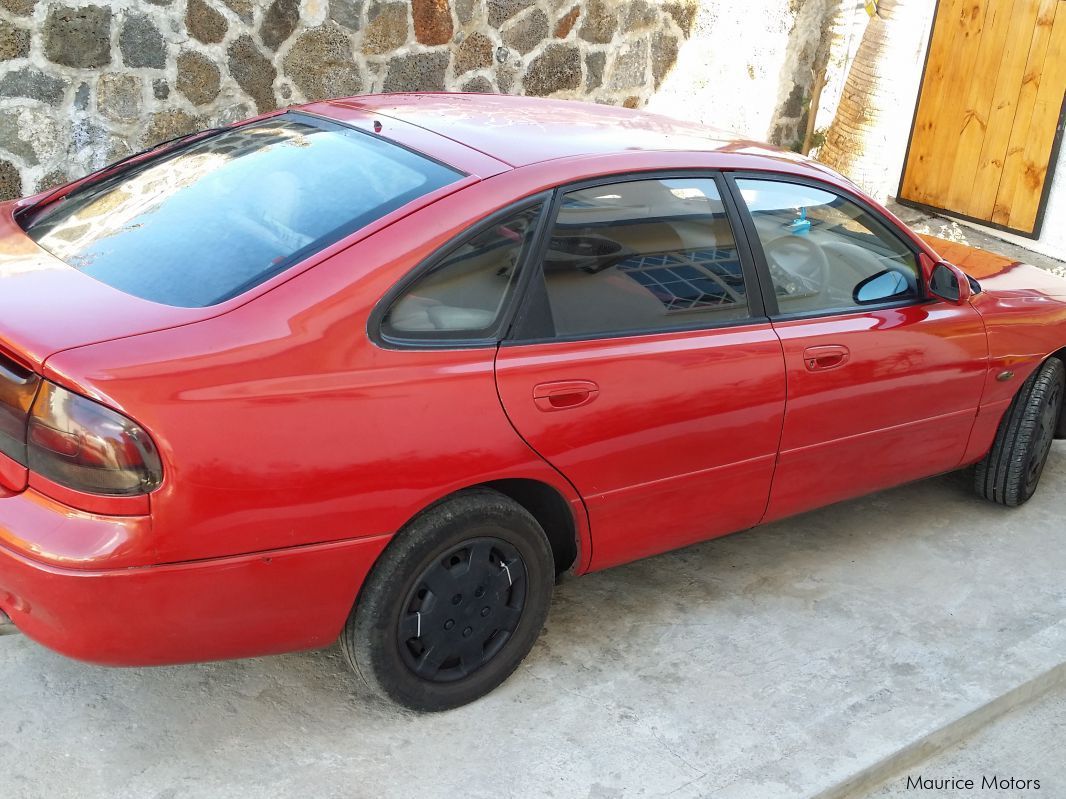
[732,176,988,522]
[495,175,787,571]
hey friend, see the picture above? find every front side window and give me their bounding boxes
[736,178,920,315]
[538,177,750,338]
[23,113,461,308]
[382,204,544,339]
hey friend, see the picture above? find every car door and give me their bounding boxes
[729,174,988,522]
[494,174,787,571]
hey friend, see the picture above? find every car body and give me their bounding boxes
[1,94,1065,706]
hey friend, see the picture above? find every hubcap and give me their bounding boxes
[397,537,527,683]
[1026,376,1063,492]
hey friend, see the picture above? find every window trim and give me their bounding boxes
[505,169,768,346]
[293,110,467,176]
[722,170,933,322]
[369,193,553,350]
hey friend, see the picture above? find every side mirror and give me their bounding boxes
[928,262,972,305]
[853,269,911,304]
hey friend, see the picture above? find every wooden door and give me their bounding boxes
[899,0,1066,236]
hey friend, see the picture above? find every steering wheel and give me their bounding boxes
[763,235,830,299]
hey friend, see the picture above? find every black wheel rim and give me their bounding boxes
[1026,375,1064,492]
[397,537,527,684]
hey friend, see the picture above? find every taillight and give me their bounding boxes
[27,382,162,496]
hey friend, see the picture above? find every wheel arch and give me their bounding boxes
[480,478,580,576]
[368,478,584,583]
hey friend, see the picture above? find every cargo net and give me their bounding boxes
[617,248,745,312]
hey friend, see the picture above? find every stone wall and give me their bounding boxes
[0,0,698,200]
[765,0,839,151]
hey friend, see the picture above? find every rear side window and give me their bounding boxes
[381,204,544,340]
[537,178,751,338]
[22,113,461,308]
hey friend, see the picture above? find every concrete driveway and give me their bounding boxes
[2,445,1065,798]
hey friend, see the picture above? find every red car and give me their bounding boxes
[1,94,1064,711]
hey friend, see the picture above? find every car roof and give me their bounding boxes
[313,93,830,176]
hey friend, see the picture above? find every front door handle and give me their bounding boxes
[532,380,600,412]
[803,345,850,371]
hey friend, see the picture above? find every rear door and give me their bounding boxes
[494,174,787,571]
[729,174,988,522]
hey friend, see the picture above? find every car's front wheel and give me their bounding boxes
[342,488,554,711]
[975,357,1065,506]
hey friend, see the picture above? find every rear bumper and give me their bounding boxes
[0,501,391,665]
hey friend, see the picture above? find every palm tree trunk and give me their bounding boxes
[817,0,934,199]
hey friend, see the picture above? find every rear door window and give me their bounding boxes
[534,177,751,338]
[22,113,461,308]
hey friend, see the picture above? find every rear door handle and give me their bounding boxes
[532,380,600,412]
[803,345,850,371]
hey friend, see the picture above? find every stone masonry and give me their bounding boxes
[0,0,698,200]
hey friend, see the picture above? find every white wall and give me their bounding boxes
[645,0,798,139]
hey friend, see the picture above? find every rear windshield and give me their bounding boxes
[22,113,461,307]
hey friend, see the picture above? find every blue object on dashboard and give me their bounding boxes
[788,207,811,235]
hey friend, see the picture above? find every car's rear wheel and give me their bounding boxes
[975,357,1065,506]
[342,488,554,711]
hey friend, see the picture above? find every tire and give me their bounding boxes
[975,357,1065,507]
[342,488,554,712]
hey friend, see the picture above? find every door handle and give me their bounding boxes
[802,345,850,371]
[532,380,600,412]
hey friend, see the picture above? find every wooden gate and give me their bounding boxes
[898,0,1066,237]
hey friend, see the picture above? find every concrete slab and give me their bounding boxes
[863,685,1066,798]
[2,446,1066,798]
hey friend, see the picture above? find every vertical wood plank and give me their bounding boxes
[945,0,1021,216]
[968,0,1051,221]
[923,0,990,209]
[991,1,1060,226]
[1007,4,1066,230]
[899,0,968,204]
